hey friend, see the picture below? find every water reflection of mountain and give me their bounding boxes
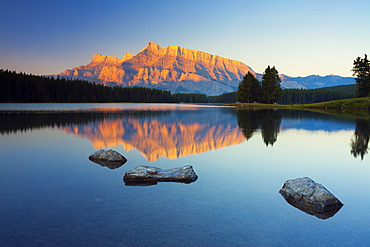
[1,107,369,160]
[235,109,369,159]
[235,108,356,146]
[236,109,358,142]
[62,108,246,161]
[280,110,356,131]
[280,110,370,160]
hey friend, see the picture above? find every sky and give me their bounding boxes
[1,0,369,77]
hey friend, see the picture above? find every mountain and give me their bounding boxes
[284,75,355,89]
[57,42,254,96]
[55,42,355,95]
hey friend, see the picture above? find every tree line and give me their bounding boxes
[234,54,370,104]
[176,86,356,104]
[174,92,237,103]
[1,61,365,104]
[0,69,250,104]
[278,86,355,104]
[0,69,177,103]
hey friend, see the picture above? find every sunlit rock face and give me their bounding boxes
[61,108,246,161]
[57,42,255,96]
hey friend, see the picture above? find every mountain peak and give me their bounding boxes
[91,53,123,65]
[57,42,255,95]
[122,52,134,61]
[91,53,105,63]
[141,42,163,52]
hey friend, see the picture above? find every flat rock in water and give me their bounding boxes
[123,165,198,186]
[279,177,343,219]
[89,149,127,169]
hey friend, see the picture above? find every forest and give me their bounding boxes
[0,69,356,104]
[0,69,176,103]
[277,85,356,104]
[175,85,356,104]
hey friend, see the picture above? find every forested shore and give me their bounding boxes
[0,69,177,103]
[0,69,356,104]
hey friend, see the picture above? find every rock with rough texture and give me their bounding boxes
[53,42,355,95]
[123,165,198,186]
[279,177,343,219]
[89,149,127,169]
[55,42,254,96]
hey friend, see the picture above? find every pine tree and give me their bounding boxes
[236,72,260,103]
[260,66,282,104]
[352,54,370,97]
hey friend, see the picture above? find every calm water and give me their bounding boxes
[1,103,370,246]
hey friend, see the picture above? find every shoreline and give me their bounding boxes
[224,97,370,110]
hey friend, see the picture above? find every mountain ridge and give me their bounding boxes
[55,42,355,96]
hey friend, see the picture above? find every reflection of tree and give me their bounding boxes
[351,118,370,159]
[0,111,170,135]
[236,109,260,139]
[261,110,282,146]
[236,108,282,146]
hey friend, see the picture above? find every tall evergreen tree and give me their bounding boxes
[260,66,282,104]
[236,72,260,103]
[352,54,370,97]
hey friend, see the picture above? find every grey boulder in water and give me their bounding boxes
[124,165,198,186]
[89,149,127,169]
[279,177,343,219]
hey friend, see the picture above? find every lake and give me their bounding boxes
[1,103,370,246]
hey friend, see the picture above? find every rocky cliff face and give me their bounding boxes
[57,42,255,96]
[56,42,355,95]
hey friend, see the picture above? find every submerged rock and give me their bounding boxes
[123,165,198,186]
[88,149,127,169]
[279,177,343,219]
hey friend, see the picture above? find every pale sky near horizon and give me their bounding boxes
[0,0,369,77]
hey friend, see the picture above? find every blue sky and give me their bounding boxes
[1,0,369,77]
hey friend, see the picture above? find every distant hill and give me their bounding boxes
[53,42,355,95]
[284,75,355,89]
[318,84,356,93]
